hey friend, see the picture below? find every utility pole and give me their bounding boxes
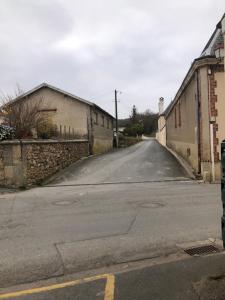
[115,89,118,148]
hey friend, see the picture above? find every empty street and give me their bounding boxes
[0,140,221,294]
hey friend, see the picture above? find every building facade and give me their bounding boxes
[163,14,225,181]
[8,83,114,155]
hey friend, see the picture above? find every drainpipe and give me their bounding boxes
[210,121,215,182]
[196,69,202,175]
[208,67,216,182]
[87,108,94,155]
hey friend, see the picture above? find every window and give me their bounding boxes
[38,108,57,112]
[64,125,66,137]
[178,101,181,127]
[94,112,98,125]
[107,118,109,129]
[101,115,104,127]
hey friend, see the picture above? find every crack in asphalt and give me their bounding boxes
[55,231,129,246]
[54,211,139,253]
[54,243,66,276]
[126,212,139,234]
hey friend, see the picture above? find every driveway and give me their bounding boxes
[0,139,221,289]
[49,139,188,185]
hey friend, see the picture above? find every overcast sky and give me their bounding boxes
[0,1,224,118]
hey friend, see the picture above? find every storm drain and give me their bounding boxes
[184,245,220,256]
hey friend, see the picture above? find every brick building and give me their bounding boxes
[161,14,225,181]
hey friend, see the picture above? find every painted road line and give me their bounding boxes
[0,273,115,300]
[104,274,115,300]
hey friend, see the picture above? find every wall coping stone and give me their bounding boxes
[0,139,88,145]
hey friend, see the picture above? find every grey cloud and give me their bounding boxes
[0,0,224,117]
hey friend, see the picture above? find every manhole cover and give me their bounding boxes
[184,245,220,256]
[141,202,164,208]
[53,200,77,206]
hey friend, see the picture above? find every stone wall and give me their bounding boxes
[0,139,89,188]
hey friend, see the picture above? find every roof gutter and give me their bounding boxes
[93,104,115,120]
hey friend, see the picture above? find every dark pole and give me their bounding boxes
[196,70,201,176]
[115,89,118,148]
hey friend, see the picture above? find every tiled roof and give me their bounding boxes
[10,83,115,119]
[162,14,225,118]
[201,14,225,57]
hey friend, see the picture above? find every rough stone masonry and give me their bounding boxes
[0,139,89,188]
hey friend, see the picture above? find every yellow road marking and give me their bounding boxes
[104,274,115,300]
[0,274,115,299]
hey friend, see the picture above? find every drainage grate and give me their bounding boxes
[184,245,220,256]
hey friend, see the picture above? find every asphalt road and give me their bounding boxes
[0,139,222,295]
[2,253,225,300]
[49,139,188,185]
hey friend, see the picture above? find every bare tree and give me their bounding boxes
[0,86,48,139]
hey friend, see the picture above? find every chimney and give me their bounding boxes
[158,97,164,115]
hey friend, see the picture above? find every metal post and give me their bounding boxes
[115,89,118,148]
[210,122,215,182]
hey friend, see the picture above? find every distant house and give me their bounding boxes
[118,127,126,133]
[160,14,225,181]
[7,83,114,154]
[156,97,166,146]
